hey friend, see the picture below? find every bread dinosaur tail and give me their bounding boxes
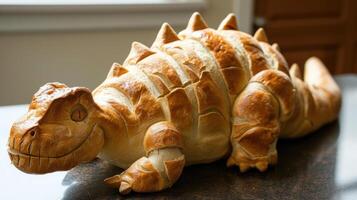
[281,57,341,138]
[304,57,341,115]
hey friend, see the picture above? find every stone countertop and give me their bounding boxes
[0,75,356,200]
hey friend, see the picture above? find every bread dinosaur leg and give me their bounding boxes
[104,121,185,194]
[227,70,295,172]
[227,84,280,172]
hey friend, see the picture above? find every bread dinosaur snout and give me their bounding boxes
[8,82,105,174]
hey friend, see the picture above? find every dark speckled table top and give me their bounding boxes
[1,75,357,200]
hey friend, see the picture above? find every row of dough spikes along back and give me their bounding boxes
[123,12,282,67]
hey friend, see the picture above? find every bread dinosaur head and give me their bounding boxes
[8,82,104,174]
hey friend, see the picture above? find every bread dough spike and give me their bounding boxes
[186,12,208,31]
[254,28,269,43]
[289,63,302,79]
[124,41,155,65]
[152,23,180,48]
[272,43,281,52]
[218,13,238,30]
[107,63,128,78]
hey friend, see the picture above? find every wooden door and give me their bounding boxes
[254,0,357,74]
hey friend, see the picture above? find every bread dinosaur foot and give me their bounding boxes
[104,157,164,195]
[104,174,132,194]
[227,148,277,172]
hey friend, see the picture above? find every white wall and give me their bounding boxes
[0,0,255,105]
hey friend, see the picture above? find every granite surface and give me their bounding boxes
[0,75,356,200]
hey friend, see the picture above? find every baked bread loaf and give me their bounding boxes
[8,12,341,194]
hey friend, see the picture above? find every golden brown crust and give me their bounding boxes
[282,57,341,138]
[103,102,139,134]
[182,29,247,97]
[107,63,128,78]
[181,12,208,35]
[28,83,92,117]
[238,127,279,157]
[223,31,270,75]
[148,74,171,96]
[254,28,269,43]
[227,146,277,172]
[164,155,185,184]
[195,71,228,118]
[105,157,164,194]
[137,54,183,89]
[105,147,185,194]
[166,88,193,132]
[95,72,165,136]
[229,83,280,172]
[221,67,248,95]
[161,41,201,82]
[134,96,163,125]
[280,76,313,138]
[144,121,183,154]
[304,57,341,115]
[289,63,302,79]
[234,92,271,123]
[217,13,239,30]
[124,42,155,65]
[192,29,242,70]
[260,42,290,75]
[238,33,271,75]
[198,112,229,136]
[251,70,295,121]
[103,73,149,105]
[272,43,280,52]
[165,41,206,75]
[152,23,180,49]
[233,84,280,126]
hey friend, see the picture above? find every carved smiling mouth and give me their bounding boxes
[7,124,97,174]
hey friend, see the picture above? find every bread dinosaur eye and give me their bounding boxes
[71,104,87,122]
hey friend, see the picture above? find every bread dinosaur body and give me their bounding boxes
[8,13,341,194]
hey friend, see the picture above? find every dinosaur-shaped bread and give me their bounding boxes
[7,12,341,194]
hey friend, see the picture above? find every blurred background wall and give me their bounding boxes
[0,0,356,106]
[254,0,357,75]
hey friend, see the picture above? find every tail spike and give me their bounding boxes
[254,28,269,43]
[152,23,180,48]
[289,63,302,79]
[186,12,208,31]
[218,13,238,30]
[124,42,155,65]
[272,43,280,52]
